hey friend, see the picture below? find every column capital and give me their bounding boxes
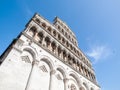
[64,78,69,90]
[63,78,69,83]
[79,87,85,90]
[32,60,39,66]
[50,70,56,75]
[49,69,56,90]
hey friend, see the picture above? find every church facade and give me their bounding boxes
[0,13,100,90]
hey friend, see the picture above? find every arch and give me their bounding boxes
[72,57,76,63]
[45,36,51,42]
[63,49,67,61]
[30,26,37,32]
[66,41,69,47]
[58,46,62,53]
[51,41,56,45]
[35,18,40,24]
[58,25,61,30]
[58,34,61,40]
[68,54,72,64]
[51,41,57,53]
[38,31,44,43]
[83,82,89,90]
[62,37,65,44]
[29,26,38,36]
[22,46,38,59]
[53,30,57,37]
[56,65,67,79]
[45,36,51,48]
[38,31,44,38]
[47,26,52,33]
[42,22,47,28]
[68,71,81,87]
[40,55,54,70]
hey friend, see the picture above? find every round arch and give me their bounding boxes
[82,82,89,90]
[56,65,67,79]
[40,55,54,71]
[29,24,39,32]
[22,45,38,59]
[68,71,82,87]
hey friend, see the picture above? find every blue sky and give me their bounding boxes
[0,0,120,90]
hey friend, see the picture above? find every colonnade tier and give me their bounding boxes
[27,15,92,69]
[26,26,96,82]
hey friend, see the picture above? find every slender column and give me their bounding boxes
[25,60,39,90]
[89,73,92,80]
[61,51,64,61]
[49,70,56,90]
[86,70,89,78]
[42,37,48,47]
[57,47,61,57]
[34,32,38,40]
[48,43,52,51]
[83,68,86,76]
[63,78,69,90]
[76,64,79,71]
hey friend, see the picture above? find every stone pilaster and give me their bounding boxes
[25,60,39,90]
[49,70,56,90]
[63,78,69,90]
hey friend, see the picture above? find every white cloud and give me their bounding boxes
[25,6,33,17]
[86,45,111,64]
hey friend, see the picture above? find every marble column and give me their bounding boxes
[34,32,38,41]
[25,60,39,90]
[63,78,69,90]
[49,70,56,90]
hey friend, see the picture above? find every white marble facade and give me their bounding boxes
[0,13,100,90]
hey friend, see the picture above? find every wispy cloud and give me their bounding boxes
[86,45,111,64]
[25,6,33,17]
[18,1,33,18]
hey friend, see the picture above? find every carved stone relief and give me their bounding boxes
[56,74,62,80]
[39,65,48,73]
[21,56,31,63]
